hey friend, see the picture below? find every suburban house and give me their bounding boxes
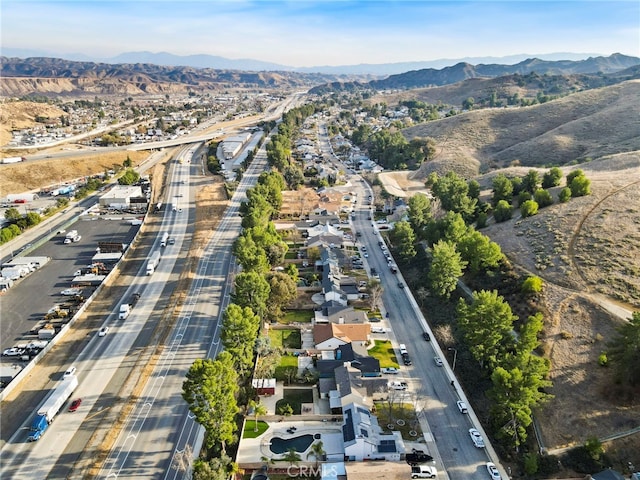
[342,402,405,462]
[313,323,371,356]
[314,302,368,325]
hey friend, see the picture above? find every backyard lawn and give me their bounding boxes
[243,420,269,438]
[280,310,314,324]
[369,340,399,368]
[268,328,302,349]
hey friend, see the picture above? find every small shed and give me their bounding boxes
[252,378,276,396]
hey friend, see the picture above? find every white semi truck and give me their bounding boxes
[146,250,161,275]
[28,375,78,441]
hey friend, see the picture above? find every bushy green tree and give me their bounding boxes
[542,167,563,188]
[493,200,513,223]
[520,199,539,217]
[534,188,554,208]
[606,312,640,385]
[457,229,503,275]
[522,170,541,194]
[570,174,591,197]
[407,193,432,240]
[432,171,477,218]
[522,275,543,295]
[558,187,572,203]
[492,174,513,206]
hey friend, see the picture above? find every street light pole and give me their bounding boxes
[448,347,458,372]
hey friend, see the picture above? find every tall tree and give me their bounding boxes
[522,170,541,194]
[432,171,477,218]
[266,271,298,322]
[389,220,417,260]
[232,271,270,319]
[407,193,432,240]
[607,312,640,386]
[182,352,239,453]
[492,174,514,206]
[457,229,503,275]
[428,240,466,299]
[221,303,260,376]
[249,399,268,432]
[457,290,517,369]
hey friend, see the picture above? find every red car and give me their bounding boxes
[68,398,82,412]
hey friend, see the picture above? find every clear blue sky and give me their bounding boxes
[2,1,638,67]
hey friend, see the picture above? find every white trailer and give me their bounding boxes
[38,375,78,422]
[1,156,26,164]
[146,250,161,275]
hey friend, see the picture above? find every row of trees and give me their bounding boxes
[397,180,554,452]
[183,166,300,478]
[492,168,591,222]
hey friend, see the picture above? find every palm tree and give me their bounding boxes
[249,399,268,432]
[306,441,325,467]
[282,447,301,467]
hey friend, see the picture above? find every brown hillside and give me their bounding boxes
[0,100,68,145]
[403,79,640,178]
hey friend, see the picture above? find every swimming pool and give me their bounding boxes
[269,434,315,454]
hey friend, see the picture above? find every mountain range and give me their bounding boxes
[0,47,608,76]
[1,53,638,98]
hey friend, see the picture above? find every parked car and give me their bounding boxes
[486,462,501,480]
[2,347,25,357]
[381,367,399,374]
[456,400,468,414]
[371,326,386,334]
[469,428,485,448]
[389,381,408,391]
[68,398,82,412]
[411,465,437,478]
[433,356,443,367]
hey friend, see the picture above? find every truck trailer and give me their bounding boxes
[160,232,169,248]
[146,251,161,275]
[118,292,141,319]
[28,375,78,441]
[1,156,26,164]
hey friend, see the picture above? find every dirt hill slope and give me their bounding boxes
[402,79,640,178]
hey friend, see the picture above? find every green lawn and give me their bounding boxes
[369,340,399,368]
[274,354,299,382]
[275,388,314,415]
[268,329,302,349]
[281,310,313,324]
[374,401,423,440]
[243,420,269,438]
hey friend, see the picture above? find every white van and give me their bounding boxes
[411,465,437,478]
[399,344,408,355]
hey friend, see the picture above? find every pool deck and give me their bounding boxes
[237,419,344,468]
